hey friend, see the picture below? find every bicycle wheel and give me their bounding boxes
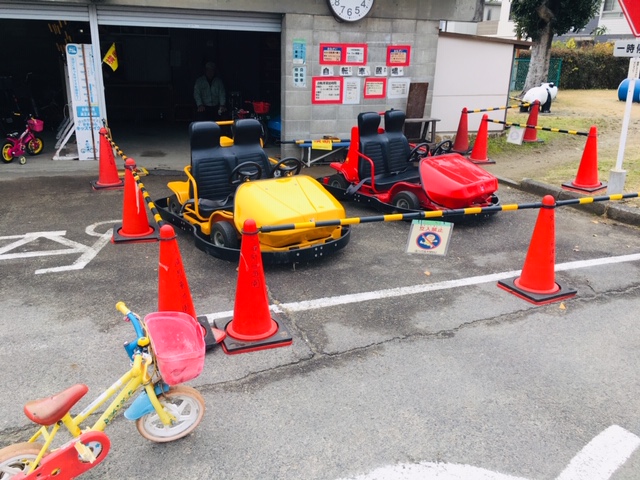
[27,137,44,155]
[260,120,270,146]
[136,385,205,443]
[1,143,13,163]
[0,442,45,479]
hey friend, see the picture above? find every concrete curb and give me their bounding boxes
[495,176,640,227]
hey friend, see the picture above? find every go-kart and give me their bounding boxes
[319,109,500,220]
[155,119,350,265]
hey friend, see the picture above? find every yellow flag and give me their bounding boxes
[102,43,118,71]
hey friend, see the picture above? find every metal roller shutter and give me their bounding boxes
[0,2,89,21]
[96,6,282,32]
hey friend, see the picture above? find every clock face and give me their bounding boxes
[328,0,375,22]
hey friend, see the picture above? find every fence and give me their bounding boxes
[511,58,563,91]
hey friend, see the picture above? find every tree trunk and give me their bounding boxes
[522,20,554,94]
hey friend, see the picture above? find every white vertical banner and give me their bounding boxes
[66,44,101,160]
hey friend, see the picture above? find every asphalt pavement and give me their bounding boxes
[2,125,640,479]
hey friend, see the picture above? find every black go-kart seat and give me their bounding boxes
[383,110,420,183]
[188,121,236,217]
[357,112,390,189]
[231,118,271,178]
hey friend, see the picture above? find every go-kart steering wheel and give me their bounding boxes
[431,139,453,156]
[271,157,303,178]
[408,143,430,162]
[229,161,263,186]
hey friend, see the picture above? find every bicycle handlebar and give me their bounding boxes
[116,301,146,342]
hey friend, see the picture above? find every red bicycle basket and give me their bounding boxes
[252,102,270,114]
[28,118,44,132]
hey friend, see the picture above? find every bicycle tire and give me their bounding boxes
[0,442,46,479]
[26,137,44,155]
[136,385,205,443]
[1,143,13,163]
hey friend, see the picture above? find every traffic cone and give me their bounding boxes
[562,125,607,193]
[214,219,292,355]
[522,100,543,143]
[112,158,159,243]
[157,224,226,349]
[90,128,124,190]
[468,114,494,164]
[498,195,577,305]
[452,107,470,154]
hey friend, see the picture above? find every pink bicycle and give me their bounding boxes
[2,115,44,165]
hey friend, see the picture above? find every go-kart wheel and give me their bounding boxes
[229,161,263,186]
[2,143,13,163]
[168,195,182,215]
[431,139,453,156]
[328,174,349,189]
[271,157,302,178]
[19,156,26,165]
[210,221,239,249]
[408,143,430,162]
[27,137,44,155]
[392,191,420,210]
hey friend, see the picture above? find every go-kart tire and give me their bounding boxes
[328,174,349,189]
[392,191,420,210]
[168,195,182,215]
[2,143,13,163]
[211,221,239,249]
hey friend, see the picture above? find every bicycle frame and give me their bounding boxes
[21,309,175,475]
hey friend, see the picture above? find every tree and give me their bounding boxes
[510,0,601,93]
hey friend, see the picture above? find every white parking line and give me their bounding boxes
[206,252,640,321]
[336,425,640,480]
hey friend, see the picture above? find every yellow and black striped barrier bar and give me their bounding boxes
[259,192,640,233]
[485,118,589,136]
[467,102,530,114]
[129,164,166,227]
[103,129,131,162]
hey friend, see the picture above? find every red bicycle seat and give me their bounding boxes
[24,384,89,426]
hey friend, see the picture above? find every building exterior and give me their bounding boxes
[0,0,484,158]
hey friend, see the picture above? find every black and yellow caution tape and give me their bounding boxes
[129,165,166,227]
[467,103,530,113]
[485,118,589,136]
[259,192,639,233]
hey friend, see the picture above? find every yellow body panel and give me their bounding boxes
[234,176,345,249]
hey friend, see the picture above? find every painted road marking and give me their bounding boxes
[205,252,640,321]
[336,425,640,480]
[0,221,117,274]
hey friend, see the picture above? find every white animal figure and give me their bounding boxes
[521,82,557,113]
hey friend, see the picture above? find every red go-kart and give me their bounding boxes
[320,109,500,219]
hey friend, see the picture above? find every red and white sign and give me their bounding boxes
[620,0,640,37]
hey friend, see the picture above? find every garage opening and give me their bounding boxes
[0,7,282,157]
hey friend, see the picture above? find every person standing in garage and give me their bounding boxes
[193,61,226,122]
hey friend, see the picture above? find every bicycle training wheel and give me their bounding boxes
[1,143,13,163]
[136,385,205,443]
[0,442,46,479]
[27,137,44,155]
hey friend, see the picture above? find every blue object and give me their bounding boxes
[124,382,170,420]
[267,115,281,142]
[617,78,640,102]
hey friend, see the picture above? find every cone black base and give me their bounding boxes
[90,179,124,191]
[468,157,496,165]
[561,181,607,193]
[497,277,577,305]
[111,223,160,244]
[197,315,220,351]
[213,312,292,355]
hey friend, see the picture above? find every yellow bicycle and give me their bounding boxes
[0,303,206,479]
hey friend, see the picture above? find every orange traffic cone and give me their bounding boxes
[157,224,226,349]
[522,100,543,143]
[112,158,159,243]
[498,195,576,305]
[562,125,606,193]
[91,128,124,191]
[468,114,494,164]
[214,219,292,355]
[452,107,470,154]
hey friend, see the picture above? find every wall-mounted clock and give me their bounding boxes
[327,0,375,23]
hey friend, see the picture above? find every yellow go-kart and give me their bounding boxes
[155,119,351,264]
